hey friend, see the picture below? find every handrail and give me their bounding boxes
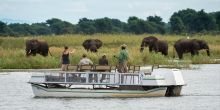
[42,71,141,85]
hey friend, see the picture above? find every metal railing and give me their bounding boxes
[43,71,142,85]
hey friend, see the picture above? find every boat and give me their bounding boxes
[28,65,186,98]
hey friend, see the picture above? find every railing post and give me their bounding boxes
[64,72,66,83]
[86,72,89,83]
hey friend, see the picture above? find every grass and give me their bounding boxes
[0,34,220,69]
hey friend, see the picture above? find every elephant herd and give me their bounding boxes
[25,39,102,57]
[140,36,210,59]
[26,36,210,59]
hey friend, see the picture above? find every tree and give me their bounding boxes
[170,9,217,34]
[128,16,144,34]
[170,17,185,34]
[9,23,36,36]
[94,17,113,33]
[111,19,126,33]
[76,18,96,34]
[46,18,75,35]
[147,16,166,34]
[0,21,14,36]
[211,11,220,30]
[193,10,217,32]
[31,23,52,35]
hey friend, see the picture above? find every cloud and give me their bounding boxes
[0,0,220,23]
[65,2,88,13]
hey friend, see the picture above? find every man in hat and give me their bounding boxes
[117,44,129,73]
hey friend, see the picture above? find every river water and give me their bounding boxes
[0,64,219,110]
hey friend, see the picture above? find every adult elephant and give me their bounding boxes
[174,39,210,59]
[82,39,102,52]
[26,39,51,57]
[140,36,168,56]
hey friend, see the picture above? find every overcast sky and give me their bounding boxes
[0,0,220,24]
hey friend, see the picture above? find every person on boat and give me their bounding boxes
[115,44,129,73]
[98,54,109,83]
[78,54,93,66]
[78,54,94,82]
[61,46,75,71]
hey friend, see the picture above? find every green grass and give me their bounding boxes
[0,34,220,69]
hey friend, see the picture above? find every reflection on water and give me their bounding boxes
[0,64,220,110]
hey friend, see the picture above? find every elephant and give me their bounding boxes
[174,39,210,59]
[82,39,102,52]
[26,39,51,57]
[140,36,168,56]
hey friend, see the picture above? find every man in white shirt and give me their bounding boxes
[78,54,94,82]
[78,54,93,65]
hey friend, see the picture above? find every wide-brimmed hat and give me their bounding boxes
[121,44,127,48]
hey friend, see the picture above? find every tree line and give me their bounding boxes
[0,8,220,37]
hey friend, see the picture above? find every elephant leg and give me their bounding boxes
[177,52,183,59]
[162,51,168,56]
[195,51,199,55]
[191,52,195,57]
[149,48,153,52]
[191,50,198,57]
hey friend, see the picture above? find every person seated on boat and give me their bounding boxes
[78,54,93,67]
[78,54,94,82]
[61,46,75,71]
[98,54,109,83]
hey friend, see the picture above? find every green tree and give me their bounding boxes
[9,23,36,36]
[76,18,96,34]
[193,10,217,32]
[94,17,113,33]
[31,23,52,35]
[46,18,75,35]
[170,16,185,34]
[147,16,166,34]
[0,21,14,36]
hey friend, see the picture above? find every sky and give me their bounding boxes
[0,0,220,24]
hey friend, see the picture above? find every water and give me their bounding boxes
[0,64,220,110]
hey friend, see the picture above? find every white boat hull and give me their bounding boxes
[31,84,167,98]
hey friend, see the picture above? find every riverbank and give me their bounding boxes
[0,34,220,69]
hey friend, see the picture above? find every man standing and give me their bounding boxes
[117,44,129,73]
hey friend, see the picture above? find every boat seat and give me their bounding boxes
[77,65,93,83]
[128,65,140,73]
[128,65,135,73]
[94,65,111,72]
[134,66,140,73]
[78,65,93,72]
[93,65,111,83]
[68,65,79,71]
